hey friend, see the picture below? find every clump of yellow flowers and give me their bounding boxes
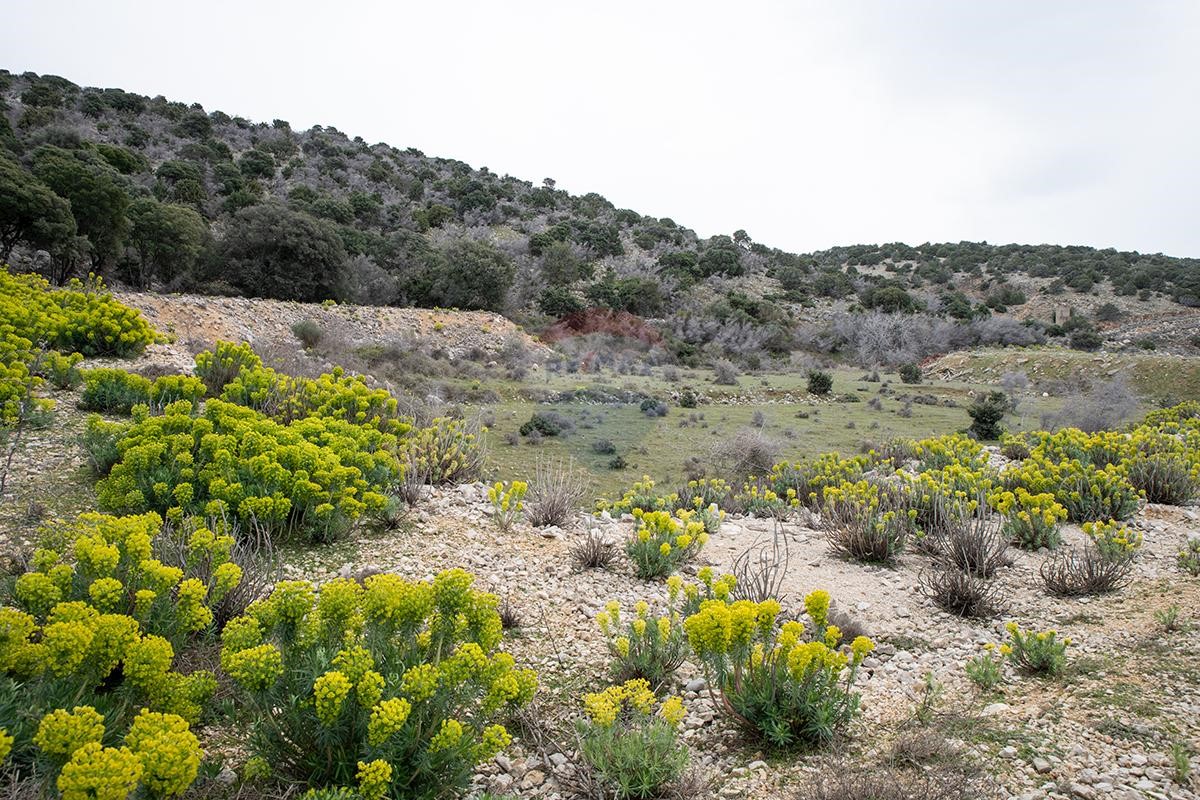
[1082,519,1143,562]
[219,568,535,799]
[577,680,689,799]
[597,597,688,690]
[625,508,712,578]
[488,480,527,532]
[683,589,872,749]
[1001,623,1069,677]
[990,487,1067,550]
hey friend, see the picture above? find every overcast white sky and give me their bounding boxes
[7,1,1200,256]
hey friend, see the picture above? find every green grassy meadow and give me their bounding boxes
[472,365,1068,500]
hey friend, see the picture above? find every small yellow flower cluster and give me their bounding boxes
[356,758,393,800]
[626,508,711,578]
[990,486,1067,549]
[1002,623,1070,676]
[488,480,527,532]
[1082,519,1143,561]
[582,679,683,728]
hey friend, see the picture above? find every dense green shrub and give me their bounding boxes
[34,350,83,390]
[898,363,922,384]
[520,410,572,437]
[807,370,833,396]
[967,391,1010,440]
[78,368,152,414]
[220,570,535,799]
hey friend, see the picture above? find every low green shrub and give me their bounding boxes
[221,569,535,799]
[807,370,833,396]
[597,600,688,689]
[577,680,688,799]
[78,369,152,414]
[34,351,83,390]
[1002,623,1069,676]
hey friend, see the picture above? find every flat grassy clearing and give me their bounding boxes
[473,365,1067,499]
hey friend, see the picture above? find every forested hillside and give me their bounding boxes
[2,69,1199,368]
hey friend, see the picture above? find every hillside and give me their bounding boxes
[3,68,1200,372]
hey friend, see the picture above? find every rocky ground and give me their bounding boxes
[267,480,1200,800]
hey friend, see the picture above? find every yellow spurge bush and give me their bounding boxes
[0,268,159,358]
[577,680,688,800]
[220,569,535,799]
[599,475,674,516]
[683,589,873,748]
[397,416,483,485]
[625,508,710,579]
[193,340,262,396]
[95,399,394,543]
[768,453,870,510]
[78,368,152,414]
[488,480,527,532]
[597,597,688,689]
[913,433,986,472]
[676,477,734,511]
[1082,519,1143,561]
[220,362,411,437]
[989,487,1067,550]
[735,479,787,518]
[1004,454,1141,522]
[1001,623,1069,676]
[13,512,238,648]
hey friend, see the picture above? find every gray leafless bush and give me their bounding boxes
[526,456,588,528]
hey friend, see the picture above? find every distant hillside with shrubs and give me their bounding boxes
[2,69,1198,369]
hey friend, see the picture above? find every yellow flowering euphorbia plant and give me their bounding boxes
[683,589,873,749]
[219,568,536,800]
[576,679,689,799]
[488,480,527,532]
[0,511,224,796]
[625,508,713,579]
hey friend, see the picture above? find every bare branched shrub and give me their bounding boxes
[712,359,739,385]
[710,428,780,484]
[570,528,617,570]
[1041,545,1134,596]
[396,451,431,506]
[939,509,1009,578]
[918,561,1006,618]
[730,523,790,604]
[527,457,588,527]
[1041,375,1139,433]
[498,597,522,631]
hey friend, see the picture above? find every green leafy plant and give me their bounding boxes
[625,509,710,579]
[964,646,1004,691]
[596,600,688,690]
[487,480,526,532]
[78,369,152,414]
